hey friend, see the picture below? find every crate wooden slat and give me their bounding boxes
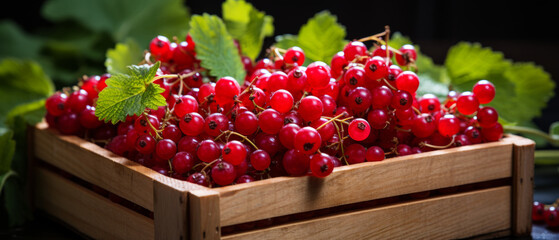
[213,140,512,226]
[31,122,535,240]
[34,166,154,240]
[221,187,511,240]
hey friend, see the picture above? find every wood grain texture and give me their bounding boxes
[154,181,188,240]
[503,135,535,236]
[190,189,221,240]
[215,140,513,226]
[223,187,512,240]
[33,122,205,211]
[34,167,154,240]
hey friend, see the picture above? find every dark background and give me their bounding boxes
[2,0,558,131]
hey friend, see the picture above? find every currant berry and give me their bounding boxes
[371,86,393,109]
[364,56,388,80]
[456,91,480,115]
[222,140,247,166]
[438,114,460,137]
[267,71,289,92]
[212,161,237,186]
[343,65,366,88]
[372,44,393,58]
[348,87,373,114]
[234,111,258,136]
[45,92,68,116]
[57,112,82,135]
[172,152,195,174]
[258,108,284,134]
[270,89,294,114]
[412,113,437,138]
[197,139,221,163]
[180,112,205,136]
[293,127,322,155]
[305,61,331,89]
[68,89,90,113]
[282,149,311,176]
[395,44,417,66]
[297,96,323,122]
[367,109,389,129]
[532,201,546,222]
[149,35,172,61]
[155,139,177,160]
[366,146,385,161]
[279,123,301,149]
[345,143,366,164]
[390,90,413,110]
[348,118,371,141]
[286,66,307,93]
[284,46,305,66]
[418,94,441,113]
[310,153,334,178]
[330,51,348,79]
[204,113,229,137]
[476,106,499,128]
[395,71,420,94]
[472,80,496,104]
[343,41,367,62]
[481,122,503,142]
[187,172,209,187]
[174,95,198,118]
[135,135,156,155]
[215,76,241,105]
[250,149,271,171]
[79,106,103,129]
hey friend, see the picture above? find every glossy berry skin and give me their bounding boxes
[79,106,103,129]
[330,51,348,79]
[305,61,331,89]
[364,56,388,81]
[395,71,420,94]
[282,149,311,176]
[68,89,90,113]
[286,67,307,93]
[348,87,372,114]
[297,96,323,122]
[481,123,503,142]
[372,44,393,58]
[180,112,205,136]
[258,109,284,134]
[155,139,177,160]
[135,135,156,155]
[476,106,499,128]
[172,152,195,174]
[267,71,289,92]
[45,92,68,116]
[367,109,389,129]
[544,206,559,227]
[204,113,229,137]
[418,94,440,113]
[294,127,322,155]
[284,46,305,66]
[149,35,172,61]
[472,80,496,104]
[344,66,366,88]
[390,90,413,110]
[371,86,393,108]
[310,153,334,178]
[250,149,271,171]
[456,91,480,115]
[532,201,546,222]
[57,112,82,135]
[270,90,294,114]
[345,143,366,164]
[212,161,237,186]
[464,126,483,144]
[187,172,209,187]
[413,114,437,138]
[348,118,371,141]
[279,123,301,149]
[343,41,367,62]
[366,146,385,161]
[222,141,247,166]
[234,111,258,136]
[174,95,198,118]
[197,140,221,163]
[215,76,241,105]
[438,114,460,137]
[310,118,335,142]
[395,44,417,66]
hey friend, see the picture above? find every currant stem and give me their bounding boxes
[382,78,398,91]
[504,125,559,146]
[421,135,456,149]
[316,112,348,131]
[199,158,220,175]
[214,130,260,150]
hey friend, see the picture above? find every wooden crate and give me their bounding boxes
[30,121,535,239]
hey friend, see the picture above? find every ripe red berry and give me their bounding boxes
[472,80,496,104]
[348,118,371,141]
[222,141,247,166]
[310,153,334,178]
[284,46,305,66]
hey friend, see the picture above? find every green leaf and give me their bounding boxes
[105,39,143,75]
[95,62,166,124]
[222,0,274,60]
[0,128,15,174]
[298,11,347,64]
[0,21,43,60]
[445,42,512,85]
[2,176,32,226]
[189,14,246,82]
[0,59,54,125]
[42,0,190,46]
[550,121,559,138]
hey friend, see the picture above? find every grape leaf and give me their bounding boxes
[41,0,190,46]
[105,39,143,75]
[95,62,166,124]
[189,14,246,83]
[222,0,274,60]
[445,42,512,85]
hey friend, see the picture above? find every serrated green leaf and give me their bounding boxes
[388,32,413,50]
[445,42,512,85]
[222,0,274,60]
[95,62,166,124]
[189,14,246,82]
[0,59,54,125]
[42,0,190,46]
[297,11,347,64]
[105,39,143,75]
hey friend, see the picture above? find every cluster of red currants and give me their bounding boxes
[44,33,504,188]
[533,200,559,228]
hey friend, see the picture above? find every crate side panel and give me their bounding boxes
[217,141,513,226]
[34,123,156,211]
[34,167,154,240]
[223,187,511,240]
